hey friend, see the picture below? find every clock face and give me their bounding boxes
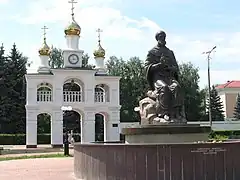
[68,54,79,64]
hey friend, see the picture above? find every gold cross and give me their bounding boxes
[68,0,78,17]
[41,25,48,39]
[96,28,103,42]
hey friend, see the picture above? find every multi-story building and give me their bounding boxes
[216,81,240,119]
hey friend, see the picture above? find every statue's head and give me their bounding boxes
[155,30,166,46]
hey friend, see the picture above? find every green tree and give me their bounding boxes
[179,62,206,121]
[4,44,28,133]
[233,94,240,120]
[106,56,148,122]
[49,47,63,68]
[37,114,51,134]
[0,43,9,132]
[49,47,94,69]
[82,53,95,69]
[206,85,225,121]
[106,57,208,122]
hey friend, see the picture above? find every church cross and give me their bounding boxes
[96,28,103,42]
[41,25,48,40]
[68,0,78,17]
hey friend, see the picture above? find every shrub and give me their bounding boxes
[209,130,240,140]
[0,134,51,145]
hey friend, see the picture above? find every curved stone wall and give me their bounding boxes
[74,142,240,180]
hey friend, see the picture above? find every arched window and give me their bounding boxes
[63,79,84,102]
[37,83,52,102]
[94,84,109,102]
[95,87,105,102]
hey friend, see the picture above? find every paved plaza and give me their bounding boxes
[0,158,76,180]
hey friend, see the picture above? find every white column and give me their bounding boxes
[111,89,118,105]
[39,55,50,68]
[81,111,95,143]
[94,57,107,75]
[85,89,94,103]
[108,110,120,141]
[51,111,63,147]
[65,35,80,50]
[104,120,108,142]
[54,87,63,104]
[26,110,37,148]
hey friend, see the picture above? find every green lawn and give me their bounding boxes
[0,153,73,161]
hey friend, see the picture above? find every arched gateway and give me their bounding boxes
[25,7,121,148]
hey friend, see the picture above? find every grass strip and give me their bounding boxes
[0,153,73,161]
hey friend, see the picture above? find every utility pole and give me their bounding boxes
[203,46,216,127]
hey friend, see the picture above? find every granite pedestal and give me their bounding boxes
[121,124,211,144]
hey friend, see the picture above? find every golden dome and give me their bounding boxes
[93,41,105,58]
[64,18,81,36]
[38,38,50,56]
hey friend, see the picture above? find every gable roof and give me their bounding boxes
[216,81,240,89]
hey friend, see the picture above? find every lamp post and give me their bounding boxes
[203,46,216,127]
[61,106,73,156]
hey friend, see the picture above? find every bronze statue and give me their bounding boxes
[135,30,186,124]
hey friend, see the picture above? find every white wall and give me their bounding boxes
[219,94,227,117]
[188,121,240,131]
[25,69,121,146]
[120,121,240,131]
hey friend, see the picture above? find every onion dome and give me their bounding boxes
[93,40,105,58]
[64,17,81,36]
[38,38,50,56]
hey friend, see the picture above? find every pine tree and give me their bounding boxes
[206,85,225,121]
[5,43,28,133]
[0,43,9,132]
[0,43,6,95]
[233,94,240,120]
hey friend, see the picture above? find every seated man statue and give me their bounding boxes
[135,30,186,124]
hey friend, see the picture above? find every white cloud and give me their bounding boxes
[9,0,240,88]
[199,69,240,88]
[13,0,162,72]
[0,0,8,4]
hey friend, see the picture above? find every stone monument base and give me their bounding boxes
[121,124,211,144]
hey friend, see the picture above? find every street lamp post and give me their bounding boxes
[203,46,216,127]
[61,106,73,156]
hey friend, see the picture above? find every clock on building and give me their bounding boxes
[68,54,79,64]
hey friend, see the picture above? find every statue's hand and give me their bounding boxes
[152,62,164,70]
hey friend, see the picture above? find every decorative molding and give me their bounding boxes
[85,111,95,117]
[95,76,121,80]
[108,106,121,111]
[25,105,38,110]
[27,120,37,123]
[84,107,96,111]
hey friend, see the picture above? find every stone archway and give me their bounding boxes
[63,110,81,142]
[37,113,51,144]
[95,112,109,142]
[95,113,104,141]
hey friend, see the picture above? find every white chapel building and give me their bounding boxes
[25,6,121,148]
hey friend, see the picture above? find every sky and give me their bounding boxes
[1,0,240,88]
